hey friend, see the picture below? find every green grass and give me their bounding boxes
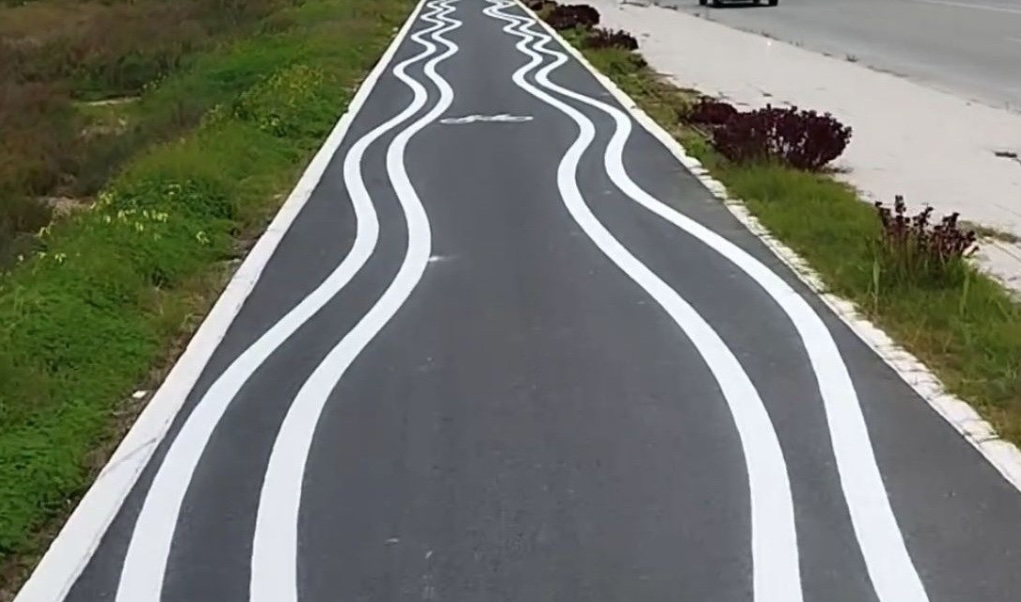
[0,0,366,270]
[572,38,1021,440]
[0,0,412,593]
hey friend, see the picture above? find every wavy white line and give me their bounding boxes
[248,2,462,601]
[483,3,803,600]
[112,2,446,601]
[497,4,930,601]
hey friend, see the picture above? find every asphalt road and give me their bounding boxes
[656,0,1021,111]
[16,0,1021,601]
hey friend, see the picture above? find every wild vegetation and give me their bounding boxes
[874,196,978,289]
[0,0,412,595]
[0,0,305,268]
[583,28,638,51]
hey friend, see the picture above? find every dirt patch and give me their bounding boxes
[39,196,92,218]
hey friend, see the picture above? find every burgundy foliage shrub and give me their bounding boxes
[685,97,739,127]
[874,196,977,285]
[544,4,600,30]
[583,28,638,51]
[712,105,852,171]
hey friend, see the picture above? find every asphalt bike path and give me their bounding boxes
[17,0,1021,601]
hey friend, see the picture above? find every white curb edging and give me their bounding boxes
[521,1,1021,493]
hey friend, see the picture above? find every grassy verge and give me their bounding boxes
[567,40,1021,438]
[0,0,412,594]
[0,0,352,268]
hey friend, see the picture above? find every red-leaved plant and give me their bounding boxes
[685,97,739,127]
[712,105,852,171]
[873,195,977,287]
[544,4,600,30]
[583,28,638,51]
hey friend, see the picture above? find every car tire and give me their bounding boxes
[711,0,722,6]
[768,0,778,4]
[699,0,708,4]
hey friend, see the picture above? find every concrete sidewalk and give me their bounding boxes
[594,0,1021,292]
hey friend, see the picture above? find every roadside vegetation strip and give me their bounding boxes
[0,0,413,594]
[534,5,1021,443]
[0,0,300,269]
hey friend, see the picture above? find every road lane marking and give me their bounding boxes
[484,3,803,601]
[249,3,462,602]
[510,3,932,601]
[908,0,1021,15]
[11,1,434,601]
[110,3,444,602]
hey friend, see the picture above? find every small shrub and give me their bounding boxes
[583,28,638,51]
[685,97,739,127]
[712,104,852,171]
[544,4,600,30]
[525,0,557,10]
[873,195,977,287]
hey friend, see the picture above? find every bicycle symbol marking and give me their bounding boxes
[439,113,534,124]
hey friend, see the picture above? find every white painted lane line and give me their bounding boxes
[908,0,1021,15]
[11,2,432,601]
[514,4,932,601]
[248,3,461,601]
[484,3,803,601]
[110,3,442,602]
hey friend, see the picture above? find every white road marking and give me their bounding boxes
[484,3,803,601]
[512,3,932,601]
[10,1,432,601]
[110,3,443,602]
[439,113,533,123]
[248,3,462,601]
[908,0,1021,15]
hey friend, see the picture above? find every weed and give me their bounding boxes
[583,28,639,51]
[684,96,739,127]
[873,196,978,288]
[232,65,337,143]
